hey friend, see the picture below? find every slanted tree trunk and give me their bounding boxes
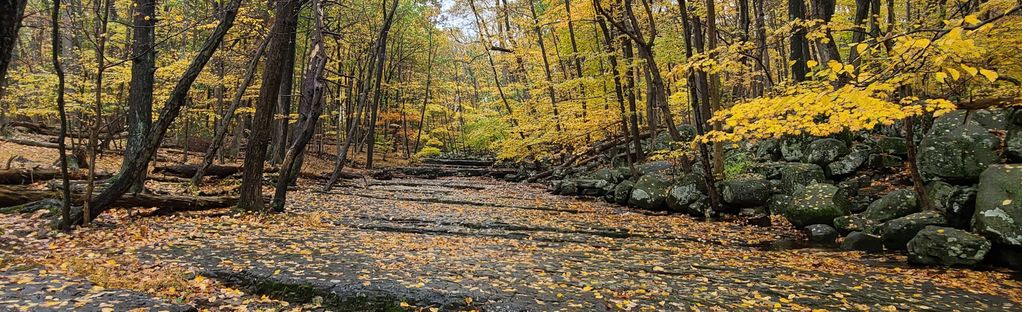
[191,37,269,187]
[679,0,721,215]
[270,0,328,212]
[595,12,637,178]
[124,0,156,194]
[73,0,241,224]
[82,0,113,225]
[810,0,841,66]
[238,0,300,211]
[413,28,434,154]
[363,0,398,170]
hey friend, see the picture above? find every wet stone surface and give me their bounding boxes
[0,268,194,312]
[130,178,1020,311]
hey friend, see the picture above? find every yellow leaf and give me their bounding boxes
[935,72,948,82]
[806,60,818,68]
[979,69,998,82]
[964,15,980,25]
[828,60,842,72]
[961,64,978,76]
[399,301,410,308]
[1003,199,1013,206]
[855,43,867,54]
[946,67,961,80]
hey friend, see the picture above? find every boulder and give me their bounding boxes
[574,179,611,197]
[833,214,869,235]
[874,136,907,156]
[766,194,790,215]
[907,226,991,266]
[867,153,904,169]
[613,180,634,205]
[667,178,704,213]
[1006,129,1022,163]
[876,211,947,250]
[749,162,788,180]
[740,207,772,227]
[972,165,1022,246]
[827,148,869,177]
[803,138,849,166]
[636,161,673,175]
[588,168,625,185]
[720,174,774,207]
[780,137,810,162]
[926,181,976,229]
[629,174,672,210]
[929,109,1008,137]
[918,124,1001,182]
[806,224,839,244]
[753,140,781,161]
[779,183,851,227]
[861,189,919,223]
[840,231,884,252]
[779,163,827,194]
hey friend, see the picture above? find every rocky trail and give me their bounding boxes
[2,177,1020,311]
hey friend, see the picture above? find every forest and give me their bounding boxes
[1,0,1021,309]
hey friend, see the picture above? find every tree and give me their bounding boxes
[238,0,301,211]
[0,0,28,101]
[50,0,72,230]
[124,0,157,193]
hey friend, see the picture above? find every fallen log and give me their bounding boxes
[377,166,517,179]
[0,168,108,184]
[154,164,243,178]
[0,137,61,149]
[0,185,237,211]
[420,158,495,167]
[527,131,653,182]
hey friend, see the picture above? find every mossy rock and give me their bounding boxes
[861,188,919,223]
[972,164,1022,246]
[779,183,850,227]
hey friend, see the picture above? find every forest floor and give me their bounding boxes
[2,172,1022,311]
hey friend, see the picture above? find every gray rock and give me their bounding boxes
[613,180,634,205]
[740,207,772,227]
[803,138,850,166]
[1006,129,1022,163]
[926,181,976,229]
[827,148,869,177]
[840,231,884,252]
[629,174,672,210]
[766,194,791,216]
[806,224,839,243]
[754,140,781,161]
[587,168,625,185]
[868,153,904,169]
[919,124,1001,182]
[749,162,788,180]
[779,183,851,227]
[636,161,673,175]
[780,137,810,162]
[862,189,919,223]
[779,163,826,194]
[720,174,774,207]
[876,211,947,250]
[929,109,1008,137]
[907,226,991,266]
[875,136,908,156]
[972,164,1022,247]
[833,214,870,235]
[667,178,703,213]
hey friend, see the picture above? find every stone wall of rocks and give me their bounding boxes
[547,108,1022,269]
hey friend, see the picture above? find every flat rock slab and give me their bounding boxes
[0,268,193,312]
[134,177,1021,311]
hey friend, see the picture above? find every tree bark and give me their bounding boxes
[238,0,300,211]
[0,0,28,100]
[49,0,72,230]
[271,0,328,212]
[124,0,156,193]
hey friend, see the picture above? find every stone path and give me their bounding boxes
[145,178,1021,311]
[0,268,193,312]
[2,177,1020,311]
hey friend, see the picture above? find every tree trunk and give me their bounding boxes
[789,0,811,81]
[238,0,300,211]
[0,0,28,100]
[529,0,562,133]
[365,0,399,170]
[271,0,328,212]
[124,0,156,194]
[49,0,72,230]
[191,36,269,186]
